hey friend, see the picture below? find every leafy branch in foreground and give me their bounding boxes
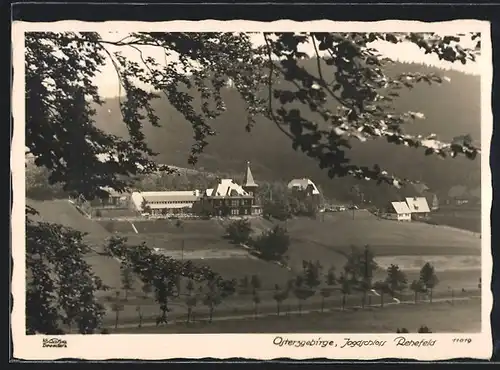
[104,236,234,322]
[263,32,480,187]
[26,32,481,198]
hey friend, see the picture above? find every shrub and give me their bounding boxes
[252,225,290,262]
[225,219,253,245]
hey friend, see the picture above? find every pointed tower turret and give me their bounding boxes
[242,161,258,197]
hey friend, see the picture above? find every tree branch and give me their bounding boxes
[263,33,295,141]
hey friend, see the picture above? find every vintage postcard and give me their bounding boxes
[12,19,493,360]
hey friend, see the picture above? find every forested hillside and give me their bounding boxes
[93,59,481,205]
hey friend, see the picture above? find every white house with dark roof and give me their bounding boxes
[287,178,321,196]
[387,201,412,221]
[405,197,431,218]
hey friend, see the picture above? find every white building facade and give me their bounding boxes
[132,190,201,216]
[387,201,412,221]
[405,197,431,219]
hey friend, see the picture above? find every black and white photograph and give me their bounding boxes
[12,19,492,360]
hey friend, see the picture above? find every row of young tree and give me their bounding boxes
[225,219,442,305]
[108,246,444,332]
[110,272,239,329]
[260,250,442,318]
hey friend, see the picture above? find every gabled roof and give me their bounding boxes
[287,178,320,195]
[243,161,258,188]
[405,197,431,213]
[205,179,249,197]
[391,201,411,215]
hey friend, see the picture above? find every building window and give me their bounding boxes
[231,209,238,216]
[231,200,239,207]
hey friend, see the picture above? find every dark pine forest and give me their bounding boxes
[93,59,481,205]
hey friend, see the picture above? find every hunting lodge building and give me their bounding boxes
[130,162,262,217]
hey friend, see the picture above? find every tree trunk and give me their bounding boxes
[321,296,325,313]
[276,302,280,316]
[361,292,366,308]
[209,307,214,323]
[125,289,128,300]
[414,291,418,304]
[430,289,433,303]
[342,295,346,311]
[138,314,143,328]
[114,311,119,329]
[187,308,192,324]
[380,293,384,308]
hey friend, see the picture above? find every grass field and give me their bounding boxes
[26,199,124,291]
[287,211,480,249]
[427,209,481,233]
[97,209,480,252]
[198,258,294,287]
[27,199,110,240]
[98,220,138,234]
[94,208,139,218]
[111,297,481,334]
[99,269,481,327]
[117,233,237,252]
[26,198,483,330]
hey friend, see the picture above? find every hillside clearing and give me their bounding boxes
[26,199,482,300]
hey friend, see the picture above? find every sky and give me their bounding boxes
[96,32,481,98]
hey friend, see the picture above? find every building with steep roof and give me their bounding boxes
[287,178,321,196]
[400,182,438,211]
[386,201,412,221]
[242,161,259,197]
[197,162,262,217]
[205,179,247,198]
[405,197,431,218]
